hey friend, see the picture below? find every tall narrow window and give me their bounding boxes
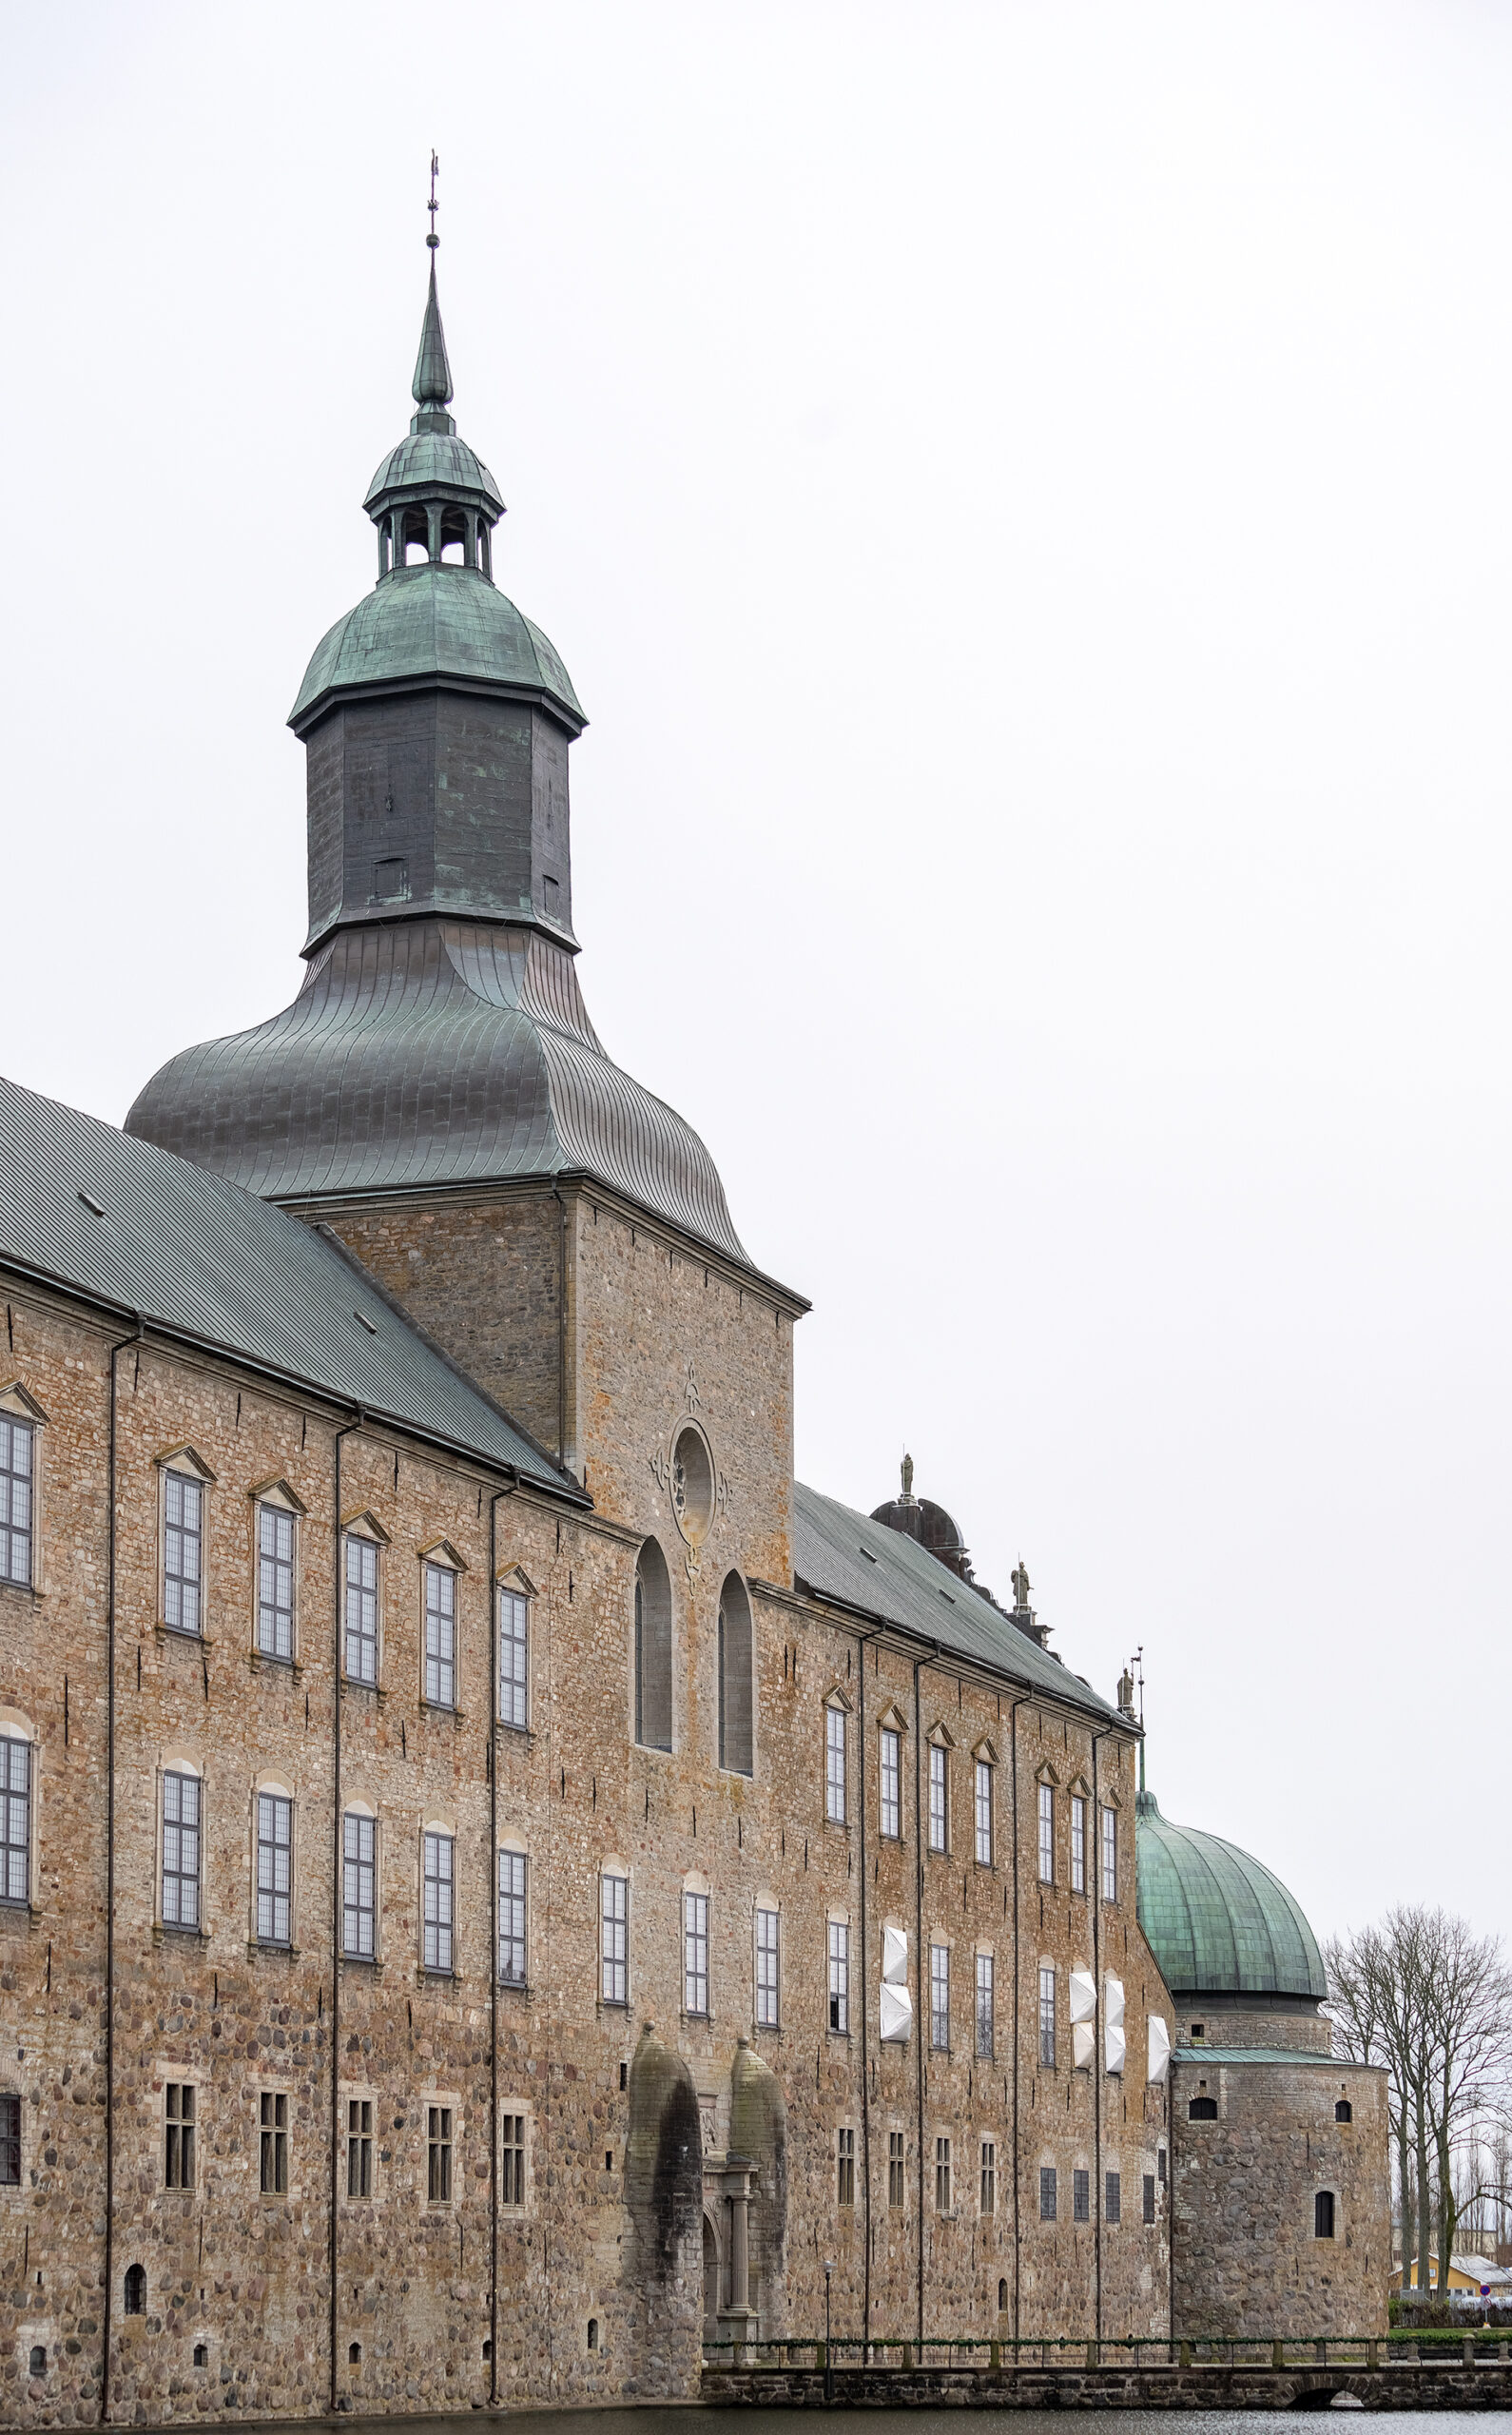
[0,1416,34,1587]
[1039,2165,1056,2221]
[755,1906,780,2028]
[342,1811,376,1958]
[975,1951,995,2058]
[980,2138,997,2215]
[888,2130,904,2209]
[501,2114,526,2208]
[975,1760,992,1865]
[165,1471,203,1635]
[828,1919,849,2034]
[0,1737,29,1906]
[346,2099,373,2199]
[1106,2170,1121,2225]
[422,1831,454,1974]
[1314,2190,1335,2239]
[928,1743,947,1851]
[162,1770,201,1930]
[1037,1783,1054,1884]
[1143,2172,1156,2225]
[0,2094,18,2186]
[601,1872,629,2005]
[1101,1805,1117,1903]
[165,2084,195,2189]
[1070,1794,1086,1894]
[424,1563,456,1708]
[1038,1963,1056,2068]
[256,1792,292,1945]
[498,1849,527,1986]
[684,1891,709,2017]
[498,1588,529,1730]
[1073,2168,1090,2223]
[260,2092,287,2194]
[427,2106,453,2204]
[837,2125,855,2207]
[344,1537,378,1685]
[257,1505,295,1660]
[717,1573,754,1775]
[930,1941,950,2050]
[633,1540,672,1751]
[880,1727,901,1839]
[935,2135,952,2213]
[825,1704,846,1823]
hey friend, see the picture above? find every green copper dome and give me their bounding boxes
[1134,1788,1328,2000]
[289,562,583,733]
[363,430,503,517]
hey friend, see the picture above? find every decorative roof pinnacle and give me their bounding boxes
[412,152,454,428]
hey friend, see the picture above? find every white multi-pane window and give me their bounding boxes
[424,1563,456,1708]
[0,1417,33,1587]
[930,1941,950,2050]
[1102,1804,1117,1903]
[1037,1783,1054,1884]
[827,1919,849,2034]
[422,1830,454,1974]
[756,1906,780,2027]
[257,1792,292,1944]
[837,2126,855,2206]
[975,1760,992,1865]
[684,1893,709,2017]
[500,2113,526,2208]
[1070,1794,1086,1894]
[498,1588,529,1730]
[980,2138,997,2215]
[880,1727,901,1839]
[935,2135,952,2213]
[0,1737,29,1905]
[257,1506,295,1660]
[164,1472,203,1635]
[824,1704,846,1823]
[344,1537,378,1685]
[162,1771,201,1930]
[601,1872,629,2005]
[975,1951,994,2058]
[497,1848,527,1985]
[1038,1963,1056,2067]
[342,1811,376,1958]
[928,1744,947,1852]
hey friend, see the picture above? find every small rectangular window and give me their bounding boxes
[755,1906,780,2028]
[888,2129,904,2210]
[165,1471,203,1635]
[828,1919,849,2035]
[1039,2165,1056,2222]
[880,1727,901,1839]
[424,1563,456,1708]
[684,1891,709,2017]
[935,2134,952,2214]
[975,1951,994,2059]
[930,1941,950,2051]
[165,2084,195,2190]
[1157,2146,1167,2185]
[1038,1963,1056,2068]
[1101,1805,1117,1903]
[0,1737,30,1907]
[256,1791,292,1946]
[1315,2190,1335,2240]
[601,1873,629,2006]
[162,1770,201,1931]
[825,1705,846,1824]
[928,1743,947,1852]
[342,1811,376,1958]
[344,1537,378,1685]
[1106,2169,1121,2224]
[1037,1783,1054,1884]
[346,2098,372,2199]
[0,1417,34,1588]
[837,2125,855,2207]
[260,2091,287,2194]
[498,1588,529,1729]
[427,2105,453,2205]
[256,1505,295,1660]
[1070,1794,1086,1894]
[0,2093,18,2186]
[498,1849,527,1987]
[422,1831,454,1975]
[1074,2167,1090,2223]
[975,1759,992,1865]
[501,2113,526,2209]
[980,2137,996,2216]
[1143,2172,1156,2225]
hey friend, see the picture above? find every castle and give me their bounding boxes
[0,231,1387,2421]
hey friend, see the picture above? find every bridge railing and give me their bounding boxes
[702,2330,1512,2370]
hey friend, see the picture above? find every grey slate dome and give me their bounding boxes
[1134,1787,1328,2002]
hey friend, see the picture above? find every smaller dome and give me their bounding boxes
[364,430,503,516]
[1135,1788,1327,2001]
[290,563,583,733]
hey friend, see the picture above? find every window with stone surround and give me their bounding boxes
[1037,1783,1054,1884]
[837,2125,855,2207]
[347,2098,373,2198]
[498,1586,529,1730]
[930,1941,950,2050]
[165,2084,195,2190]
[975,1759,993,1864]
[0,1735,30,1907]
[427,2105,453,2204]
[880,1727,901,1839]
[825,1702,846,1823]
[162,1768,201,1931]
[1039,2165,1056,2221]
[0,2094,18,2186]
[256,1791,293,1946]
[980,2138,996,2215]
[344,1533,379,1685]
[498,1848,527,1987]
[601,1871,629,2006]
[164,1468,204,1636]
[343,1810,377,1958]
[684,1890,709,2017]
[1106,2169,1120,2224]
[1143,2172,1156,2224]
[501,2113,526,2208]
[928,1742,948,1852]
[1314,2190,1335,2239]
[1038,1964,1056,2067]
[1073,2167,1090,2223]
[1071,1794,1086,1893]
[633,1539,672,1752]
[888,2130,904,2209]
[424,1560,456,1709]
[256,1503,296,1661]
[422,1830,454,1975]
[717,1572,753,1776]
[1101,1803,1117,1903]
[828,1918,849,2034]
[756,1905,780,2027]
[935,2135,952,2213]
[0,1416,34,1588]
[975,1951,994,2058]
[260,2092,287,2195]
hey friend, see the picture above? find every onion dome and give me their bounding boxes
[1134,1788,1328,2001]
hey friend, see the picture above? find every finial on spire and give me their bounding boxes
[412,154,454,414]
[427,150,440,251]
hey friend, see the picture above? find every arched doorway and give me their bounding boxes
[703,2212,721,2341]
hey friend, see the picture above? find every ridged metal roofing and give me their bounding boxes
[792,1482,1125,1725]
[126,920,753,1267]
[0,1073,577,1496]
[289,565,582,733]
[1134,1788,1328,1999]
[363,431,504,516]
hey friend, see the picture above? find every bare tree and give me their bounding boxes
[1420,1911,1512,2288]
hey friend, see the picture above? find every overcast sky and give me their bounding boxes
[4,1,1509,1958]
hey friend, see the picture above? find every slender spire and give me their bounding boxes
[413,152,453,409]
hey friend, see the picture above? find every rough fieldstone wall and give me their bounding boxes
[1176,2004,1332,2055]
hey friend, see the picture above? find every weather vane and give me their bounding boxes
[427,151,440,250]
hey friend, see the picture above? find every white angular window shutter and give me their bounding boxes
[1148,2014,1171,2084]
[1069,1968,1096,2070]
[1104,1975,1126,2074]
[881,1925,913,2043]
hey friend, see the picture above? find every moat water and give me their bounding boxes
[151,2415,1500,2433]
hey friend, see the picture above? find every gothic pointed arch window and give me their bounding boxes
[633,1538,672,1752]
[717,1571,753,1776]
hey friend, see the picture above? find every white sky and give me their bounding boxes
[4,1,1509,1958]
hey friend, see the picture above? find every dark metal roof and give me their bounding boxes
[792,1481,1125,1725]
[0,1072,579,1497]
[126,920,754,1270]
[1135,1788,1328,2000]
[289,566,580,734]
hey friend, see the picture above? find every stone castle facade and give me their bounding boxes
[0,238,1386,2424]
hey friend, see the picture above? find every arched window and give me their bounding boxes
[633,1539,671,1751]
[1335,2098,1352,2123]
[124,2262,145,2315]
[717,1572,753,1776]
[998,2278,1007,2312]
[29,2347,45,2377]
[587,2318,599,2351]
[1314,2190,1335,2239]
[1188,2095,1217,2121]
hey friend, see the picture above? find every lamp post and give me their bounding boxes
[824,2260,834,2401]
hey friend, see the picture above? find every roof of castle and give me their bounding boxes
[1135,1788,1328,2000]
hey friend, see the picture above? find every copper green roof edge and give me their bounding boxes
[1134,1794,1328,2000]
[1172,2049,1344,2066]
[288,566,584,730]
